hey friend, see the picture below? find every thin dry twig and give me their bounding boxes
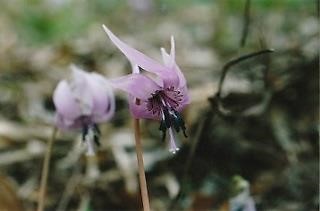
[56,166,82,211]
[0,141,45,166]
[0,121,53,142]
[217,49,274,98]
[216,49,274,116]
[37,127,58,211]
[240,0,251,47]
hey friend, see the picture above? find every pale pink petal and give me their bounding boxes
[55,114,70,129]
[160,47,179,87]
[54,113,83,130]
[70,66,94,115]
[131,63,140,74]
[160,36,175,67]
[86,73,115,122]
[161,47,172,67]
[161,36,186,88]
[53,80,82,121]
[169,36,176,63]
[102,25,168,77]
[128,95,160,120]
[109,74,160,100]
[177,85,191,110]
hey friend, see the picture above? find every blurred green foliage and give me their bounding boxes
[4,0,315,45]
[8,1,90,45]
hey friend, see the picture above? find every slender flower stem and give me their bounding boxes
[133,119,151,211]
[37,127,58,211]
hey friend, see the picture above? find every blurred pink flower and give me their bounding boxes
[53,65,115,155]
[102,25,190,153]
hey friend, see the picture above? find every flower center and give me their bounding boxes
[146,87,187,145]
[146,86,183,116]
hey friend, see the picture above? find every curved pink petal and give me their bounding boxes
[91,90,115,123]
[131,63,140,74]
[55,114,70,130]
[128,95,160,120]
[55,113,83,130]
[102,25,168,77]
[175,85,190,112]
[86,73,115,122]
[161,47,172,67]
[53,80,82,121]
[161,36,186,88]
[70,66,94,116]
[161,37,175,68]
[160,48,179,88]
[109,73,160,100]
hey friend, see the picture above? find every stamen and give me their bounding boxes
[82,124,88,141]
[93,134,100,146]
[93,124,101,146]
[82,124,101,155]
[162,107,171,128]
[93,124,101,135]
[172,110,188,138]
[159,120,167,142]
[148,88,188,153]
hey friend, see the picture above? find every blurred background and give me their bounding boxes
[0,0,318,210]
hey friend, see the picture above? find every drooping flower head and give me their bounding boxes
[53,65,115,155]
[102,25,190,153]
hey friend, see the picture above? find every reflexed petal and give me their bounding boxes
[160,47,179,87]
[110,74,160,100]
[54,113,83,130]
[174,64,187,88]
[169,36,176,63]
[160,36,175,68]
[161,37,186,87]
[53,80,81,121]
[161,48,172,67]
[70,66,94,115]
[86,73,115,122]
[55,114,69,129]
[128,95,160,120]
[92,90,115,123]
[177,85,191,110]
[131,63,140,74]
[102,25,168,77]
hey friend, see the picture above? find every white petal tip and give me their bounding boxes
[170,36,175,46]
[102,24,111,35]
[160,47,168,55]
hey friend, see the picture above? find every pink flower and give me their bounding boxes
[53,65,115,155]
[102,25,190,153]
